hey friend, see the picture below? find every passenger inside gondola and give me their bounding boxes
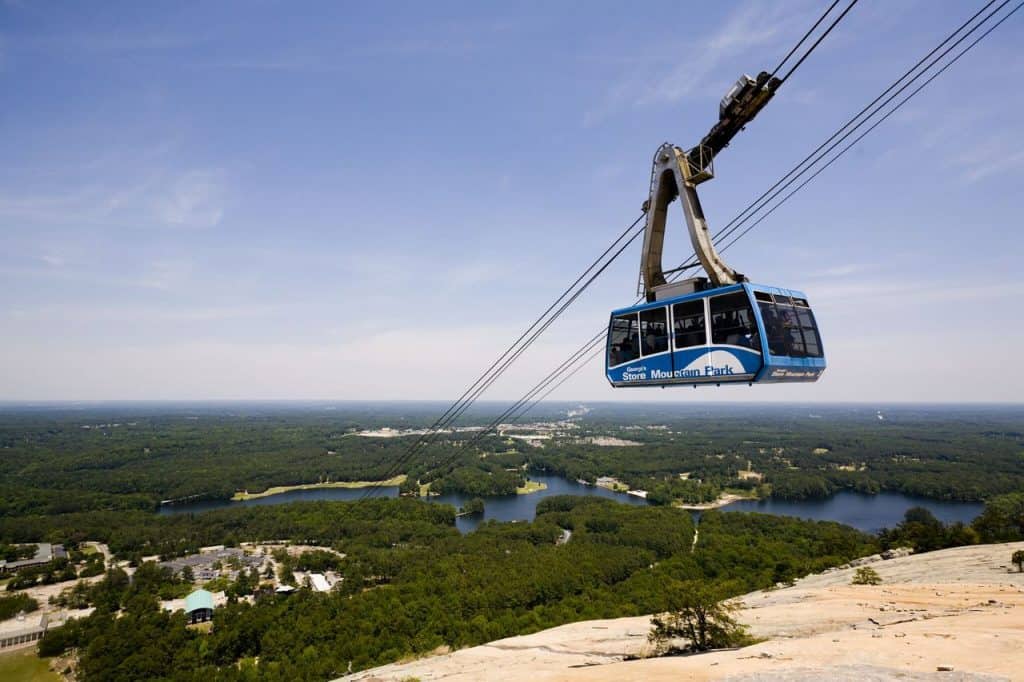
[640,308,669,355]
[608,314,641,366]
[672,300,705,349]
[710,292,760,350]
[754,292,823,358]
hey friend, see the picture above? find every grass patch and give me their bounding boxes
[0,649,60,682]
[203,576,232,592]
[595,478,629,492]
[516,480,548,495]
[232,475,407,501]
[722,487,759,499]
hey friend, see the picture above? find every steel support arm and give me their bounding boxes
[639,143,744,300]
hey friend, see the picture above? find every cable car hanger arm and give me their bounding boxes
[640,71,780,301]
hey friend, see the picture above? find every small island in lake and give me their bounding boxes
[459,497,485,515]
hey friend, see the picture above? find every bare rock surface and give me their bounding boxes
[722,664,1006,681]
[344,542,1024,682]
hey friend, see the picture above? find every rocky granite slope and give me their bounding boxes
[347,541,1024,682]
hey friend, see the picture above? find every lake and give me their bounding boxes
[159,473,984,534]
[157,484,399,515]
[157,474,648,533]
[428,475,648,533]
[727,492,984,534]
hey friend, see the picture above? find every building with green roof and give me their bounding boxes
[184,589,214,624]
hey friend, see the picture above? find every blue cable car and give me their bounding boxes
[606,282,825,387]
[607,137,826,389]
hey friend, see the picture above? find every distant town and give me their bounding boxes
[1,539,344,652]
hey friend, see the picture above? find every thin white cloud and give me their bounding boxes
[583,1,814,126]
[636,8,777,104]
[349,38,479,59]
[214,17,519,72]
[913,99,1024,184]
[212,55,351,73]
[961,146,1024,184]
[0,167,227,230]
[812,279,1024,306]
[136,259,195,291]
[153,170,226,229]
[0,322,542,400]
[3,302,280,323]
[807,263,876,278]
[0,187,103,224]
[444,261,505,291]
[16,29,212,55]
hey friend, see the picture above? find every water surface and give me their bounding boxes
[427,474,649,533]
[157,484,397,515]
[159,475,983,535]
[727,491,983,534]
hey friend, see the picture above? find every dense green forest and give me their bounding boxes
[870,492,1024,555]
[9,493,1022,680]
[0,407,420,516]
[0,592,39,621]
[0,404,1021,679]
[0,498,456,560]
[527,405,1024,503]
[32,497,877,680]
[0,404,1021,518]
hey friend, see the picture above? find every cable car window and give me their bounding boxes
[608,313,639,366]
[782,307,805,355]
[756,298,823,358]
[796,307,823,357]
[710,292,760,350]
[673,300,706,349]
[757,299,790,356]
[640,307,669,356]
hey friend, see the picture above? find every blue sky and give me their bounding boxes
[1,0,1022,402]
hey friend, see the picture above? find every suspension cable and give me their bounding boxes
[771,0,844,78]
[407,222,644,449]
[402,213,644,454]
[713,0,1023,257]
[382,0,869,476]
[671,0,1006,274]
[778,0,861,83]
[361,0,1020,496]
[465,332,608,449]
[358,218,646,500]
[367,0,869,492]
[467,0,1021,444]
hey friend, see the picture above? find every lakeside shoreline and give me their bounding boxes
[231,475,407,501]
[415,479,549,499]
[673,492,750,511]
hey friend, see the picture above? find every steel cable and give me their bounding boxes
[358,0,1019,498]
[671,0,1004,274]
[468,0,1021,443]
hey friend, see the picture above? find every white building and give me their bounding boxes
[309,573,331,592]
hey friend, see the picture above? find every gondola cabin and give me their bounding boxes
[606,283,825,387]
